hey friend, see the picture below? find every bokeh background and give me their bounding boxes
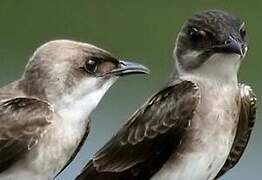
[0,0,261,179]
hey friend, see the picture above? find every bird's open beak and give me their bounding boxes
[109,60,150,76]
[212,36,247,57]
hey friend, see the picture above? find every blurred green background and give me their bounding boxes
[0,0,261,179]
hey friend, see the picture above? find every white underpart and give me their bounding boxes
[54,77,118,147]
[57,77,118,126]
[152,53,242,180]
[176,53,241,83]
[0,77,117,180]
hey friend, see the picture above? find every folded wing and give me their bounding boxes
[76,80,200,180]
[0,97,54,173]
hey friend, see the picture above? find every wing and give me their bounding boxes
[76,80,200,180]
[0,97,54,173]
[55,122,90,178]
[216,84,257,179]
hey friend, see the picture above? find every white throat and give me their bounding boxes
[56,77,117,127]
[177,53,241,85]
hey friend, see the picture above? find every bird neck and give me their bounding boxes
[175,53,241,86]
[55,77,117,126]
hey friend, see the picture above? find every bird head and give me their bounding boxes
[174,10,247,81]
[21,40,149,110]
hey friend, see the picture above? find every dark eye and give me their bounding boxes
[188,27,204,43]
[84,57,99,73]
[240,28,246,39]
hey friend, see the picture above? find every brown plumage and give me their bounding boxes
[76,81,256,180]
[0,97,53,173]
[77,80,200,180]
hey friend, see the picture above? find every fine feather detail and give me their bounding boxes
[215,84,257,179]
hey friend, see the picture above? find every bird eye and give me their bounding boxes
[84,57,99,73]
[188,27,204,42]
[240,28,246,39]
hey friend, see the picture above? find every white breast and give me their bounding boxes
[152,57,240,180]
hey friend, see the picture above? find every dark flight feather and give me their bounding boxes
[76,80,200,180]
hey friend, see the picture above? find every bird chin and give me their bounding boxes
[178,52,241,84]
[211,53,242,62]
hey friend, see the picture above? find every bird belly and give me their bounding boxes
[151,90,239,180]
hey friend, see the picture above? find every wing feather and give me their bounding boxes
[77,80,200,180]
[0,97,53,173]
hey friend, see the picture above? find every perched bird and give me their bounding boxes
[0,40,149,180]
[76,10,257,180]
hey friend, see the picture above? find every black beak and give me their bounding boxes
[212,36,247,57]
[109,60,150,76]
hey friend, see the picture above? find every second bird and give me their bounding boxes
[77,10,257,180]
